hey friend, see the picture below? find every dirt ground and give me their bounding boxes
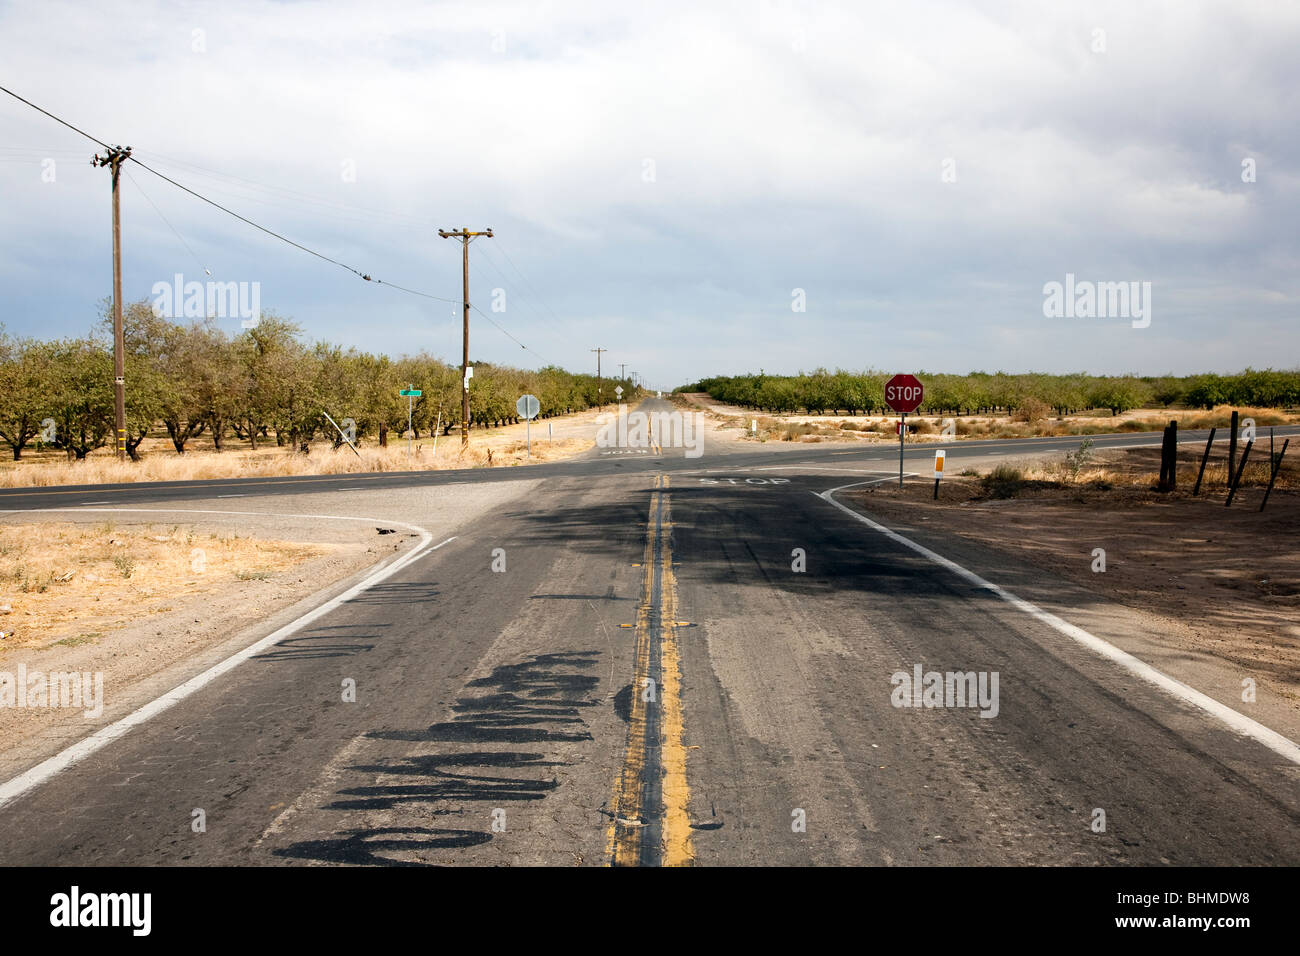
[0,521,331,650]
[0,520,384,762]
[852,447,1300,705]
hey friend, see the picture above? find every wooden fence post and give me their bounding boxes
[1158,420,1177,491]
[1225,440,1254,508]
[1259,439,1289,513]
[1192,427,1216,496]
[1227,410,1239,480]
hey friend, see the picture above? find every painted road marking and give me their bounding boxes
[814,483,1300,768]
[606,474,694,867]
[698,477,791,484]
[658,477,691,867]
[751,465,884,474]
[0,509,452,811]
[607,483,656,866]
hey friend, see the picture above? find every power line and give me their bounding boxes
[134,151,437,233]
[124,168,212,278]
[471,302,550,365]
[0,85,111,149]
[490,236,573,331]
[472,243,574,348]
[126,153,459,302]
[141,150,434,220]
[2,84,555,364]
[466,254,571,361]
[0,83,458,305]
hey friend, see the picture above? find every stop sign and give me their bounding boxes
[885,374,924,414]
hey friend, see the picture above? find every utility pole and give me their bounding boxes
[437,226,493,447]
[92,145,132,460]
[591,347,607,408]
[619,363,627,388]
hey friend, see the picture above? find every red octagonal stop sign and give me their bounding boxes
[885,374,924,414]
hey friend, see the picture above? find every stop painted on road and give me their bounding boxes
[698,477,791,485]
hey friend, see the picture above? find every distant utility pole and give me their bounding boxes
[437,226,493,446]
[92,144,132,460]
[619,363,627,383]
[591,347,607,408]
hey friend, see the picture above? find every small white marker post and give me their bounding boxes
[933,449,946,499]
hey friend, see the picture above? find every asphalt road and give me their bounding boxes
[1,401,1297,866]
[5,416,1293,512]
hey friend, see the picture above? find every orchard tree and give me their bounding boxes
[1087,376,1150,416]
[47,338,114,459]
[0,333,56,460]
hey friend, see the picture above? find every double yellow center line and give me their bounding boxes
[606,474,693,866]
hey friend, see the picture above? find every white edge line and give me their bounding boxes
[0,507,457,810]
[813,483,1300,768]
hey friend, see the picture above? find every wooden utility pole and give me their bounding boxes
[591,347,607,408]
[92,145,132,460]
[619,363,626,383]
[438,226,493,446]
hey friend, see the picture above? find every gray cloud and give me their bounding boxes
[1,0,1295,385]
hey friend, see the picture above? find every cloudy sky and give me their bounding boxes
[1,0,1296,387]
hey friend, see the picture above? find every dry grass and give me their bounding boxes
[677,393,1299,446]
[0,415,598,488]
[0,522,329,649]
[968,444,1300,500]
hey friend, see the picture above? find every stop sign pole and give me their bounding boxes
[899,413,905,488]
[885,374,924,488]
[516,393,540,460]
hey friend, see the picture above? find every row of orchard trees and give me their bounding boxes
[0,301,636,460]
[687,369,1300,417]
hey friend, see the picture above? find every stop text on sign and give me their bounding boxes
[884,374,924,414]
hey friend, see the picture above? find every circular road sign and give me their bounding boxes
[884,374,924,414]
[516,394,540,420]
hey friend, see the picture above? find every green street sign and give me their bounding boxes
[400,389,422,397]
